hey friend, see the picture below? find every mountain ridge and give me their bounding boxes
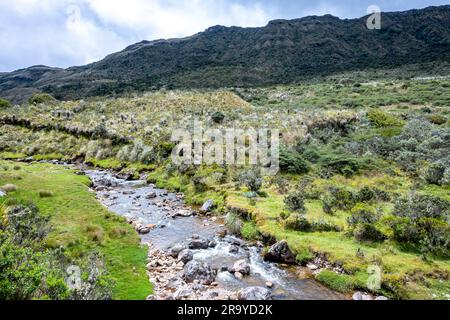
[1,5,449,103]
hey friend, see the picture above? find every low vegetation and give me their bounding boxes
[0,76,448,300]
[0,161,152,300]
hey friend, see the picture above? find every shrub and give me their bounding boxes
[423,163,446,185]
[191,172,209,193]
[39,190,54,198]
[348,205,380,227]
[272,176,289,194]
[29,93,56,105]
[368,109,404,128]
[211,111,225,124]
[322,196,335,215]
[427,115,447,125]
[348,205,385,242]
[279,149,309,174]
[92,123,109,139]
[311,219,341,232]
[0,98,11,109]
[328,187,356,211]
[353,224,387,242]
[86,225,104,243]
[284,214,311,232]
[5,205,50,245]
[320,154,360,177]
[357,186,376,203]
[389,194,449,256]
[284,191,306,214]
[238,169,263,192]
[225,212,243,235]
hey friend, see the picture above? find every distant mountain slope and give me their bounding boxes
[1,5,449,103]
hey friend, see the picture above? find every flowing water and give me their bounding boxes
[87,170,345,300]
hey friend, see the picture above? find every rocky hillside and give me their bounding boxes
[1,5,449,103]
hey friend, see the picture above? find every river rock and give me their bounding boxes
[352,292,363,300]
[375,296,389,301]
[183,261,216,285]
[169,244,186,258]
[266,281,274,288]
[173,209,193,218]
[188,236,210,250]
[200,199,214,213]
[232,259,251,276]
[238,287,272,300]
[115,173,133,181]
[173,287,193,300]
[146,192,157,199]
[229,245,239,254]
[97,177,118,187]
[178,250,194,264]
[234,272,244,280]
[264,240,296,264]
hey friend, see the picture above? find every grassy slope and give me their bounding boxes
[0,161,152,300]
[226,185,450,300]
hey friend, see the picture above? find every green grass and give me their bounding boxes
[0,160,152,300]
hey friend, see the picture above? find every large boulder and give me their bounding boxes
[238,287,272,300]
[264,240,296,264]
[232,259,251,276]
[183,261,216,285]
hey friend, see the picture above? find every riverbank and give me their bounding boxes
[0,160,152,300]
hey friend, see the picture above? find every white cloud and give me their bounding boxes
[84,0,271,40]
[0,0,272,71]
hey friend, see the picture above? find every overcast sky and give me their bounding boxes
[0,0,448,72]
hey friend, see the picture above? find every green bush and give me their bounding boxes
[389,194,449,256]
[284,214,312,232]
[320,154,360,177]
[357,186,376,203]
[39,190,54,198]
[348,205,385,242]
[0,98,11,109]
[279,149,309,174]
[348,205,380,227]
[238,169,263,192]
[368,109,404,128]
[284,191,306,214]
[311,219,341,232]
[0,204,113,300]
[424,163,446,185]
[29,93,57,105]
[354,224,387,242]
[427,115,447,125]
[211,111,225,124]
[328,187,356,211]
